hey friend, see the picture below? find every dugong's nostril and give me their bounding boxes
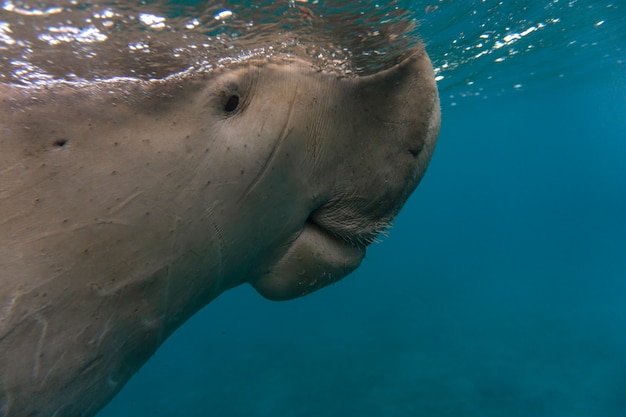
[408,138,424,158]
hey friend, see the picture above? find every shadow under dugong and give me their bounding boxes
[0,18,440,417]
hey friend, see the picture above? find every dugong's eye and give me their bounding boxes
[224,95,239,113]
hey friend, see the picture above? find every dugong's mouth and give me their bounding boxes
[304,217,364,252]
[305,214,380,249]
[250,210,367,301]
[306,200,393,249]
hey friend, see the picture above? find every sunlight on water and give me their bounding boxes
[2,0,62,16]
[0,0,418,86]
[0,0,623,97]
[419,0,624,102]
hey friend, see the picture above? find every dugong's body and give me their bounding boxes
[0,47,440,415]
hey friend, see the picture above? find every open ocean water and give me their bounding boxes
[2,0,624,416]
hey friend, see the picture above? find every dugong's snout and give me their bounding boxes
[302,48,441,246]
[250,47,440,300]
[309,47,441,247]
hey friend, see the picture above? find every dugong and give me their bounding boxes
[0,10,440,417]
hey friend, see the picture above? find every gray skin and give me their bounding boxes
[0,48,440,417]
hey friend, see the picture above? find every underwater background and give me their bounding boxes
[96,1,626,416]
[8,0,619,415]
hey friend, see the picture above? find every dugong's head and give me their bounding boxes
[238,50,440,300]
[0,3,439,416]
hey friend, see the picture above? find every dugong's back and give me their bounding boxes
[0,2,440,416]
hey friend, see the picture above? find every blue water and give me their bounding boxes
[96,1,626,416]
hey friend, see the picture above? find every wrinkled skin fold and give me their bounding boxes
[0,47,440,416]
